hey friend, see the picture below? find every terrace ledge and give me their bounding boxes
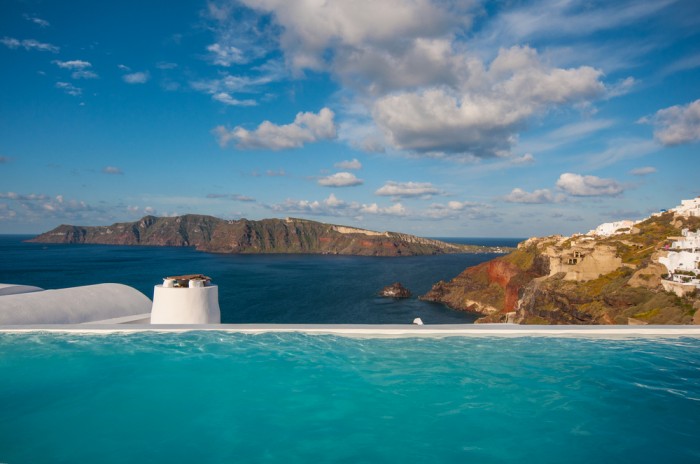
[1,324,700,338]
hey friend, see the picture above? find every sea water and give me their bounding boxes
[1,332,699,463]
[0,235,522,324]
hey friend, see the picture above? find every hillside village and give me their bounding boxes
[422,196,700,325]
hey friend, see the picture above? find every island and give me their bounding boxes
[28,215,507,257]
[421,197,700,325]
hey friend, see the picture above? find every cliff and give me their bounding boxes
[422,208,700,324]
[28,215,501,257]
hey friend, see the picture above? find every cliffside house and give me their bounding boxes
[659,229,700,295]
[589,220,635,237]
[673,197,700,218]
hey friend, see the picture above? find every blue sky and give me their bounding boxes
[1,0,698,237]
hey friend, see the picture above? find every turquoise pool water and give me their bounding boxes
[1,332,699,463]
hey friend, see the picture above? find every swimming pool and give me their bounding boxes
[1,332,699,463]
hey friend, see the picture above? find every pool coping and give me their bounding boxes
[1,323,700,338]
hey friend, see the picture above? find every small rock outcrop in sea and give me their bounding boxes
[379,282,412,298]
[421,196,700,325]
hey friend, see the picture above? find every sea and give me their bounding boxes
[0,235,523,324]
[2,235,700,463]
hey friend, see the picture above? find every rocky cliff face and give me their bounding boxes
[422,211,700,324]
[29,215,501,257]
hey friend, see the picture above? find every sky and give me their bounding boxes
[1,0,699,237]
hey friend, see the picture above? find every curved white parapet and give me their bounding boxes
[150,285,221,324]
[0,283,44,296]
[0,283,152,325]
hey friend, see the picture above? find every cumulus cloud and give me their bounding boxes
[318,172,363,187]
[55,81,82,96]
[267,193,406,218]
[335,158,362,170]
[0,192,97,221]
[646,99,700,146]
[423,200,484,219]
[556,173,623,196]
[510,153,535,165]
[372,46,605,158]
[375,181,439,199]
[53,60,98,79]
[214,107,337,150]
[504,188,554,203]
[102,166,123,175]
[123,72,150,84]
[630,166,657,176]
[227,2,608,159]
[238,0,464,73]
[1,36,59,52]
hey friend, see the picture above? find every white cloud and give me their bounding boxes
[375,181,439,199]
[423,200,484,219]
[214,107,337,150]
[318,172,363,187]
[212,92,257,107]
[556,173,624,197]
[630,166,657,176]
[1,192,96,221]
[267,193,406,218]
[360,202,407,216]
[647,99,700,146]
[53,60,98,80]
[123,72,150,84]
[510,153,535,165]
[102,166,123,175]
[24,15,50,27]
[229,2,609,159]
[206,43,245,66]
[53,60,91,69]
[239,0,466,73]
[372,46,605,158]
[504,188,554,204]
[191,64,286,106]
[55,81,82,96]
[1,36,59,52]
[334,158,362,170]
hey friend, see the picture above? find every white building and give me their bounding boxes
[659,228,700,290]
[673,197,700,217]
[671,229,700,252]
[589,220,635,237]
